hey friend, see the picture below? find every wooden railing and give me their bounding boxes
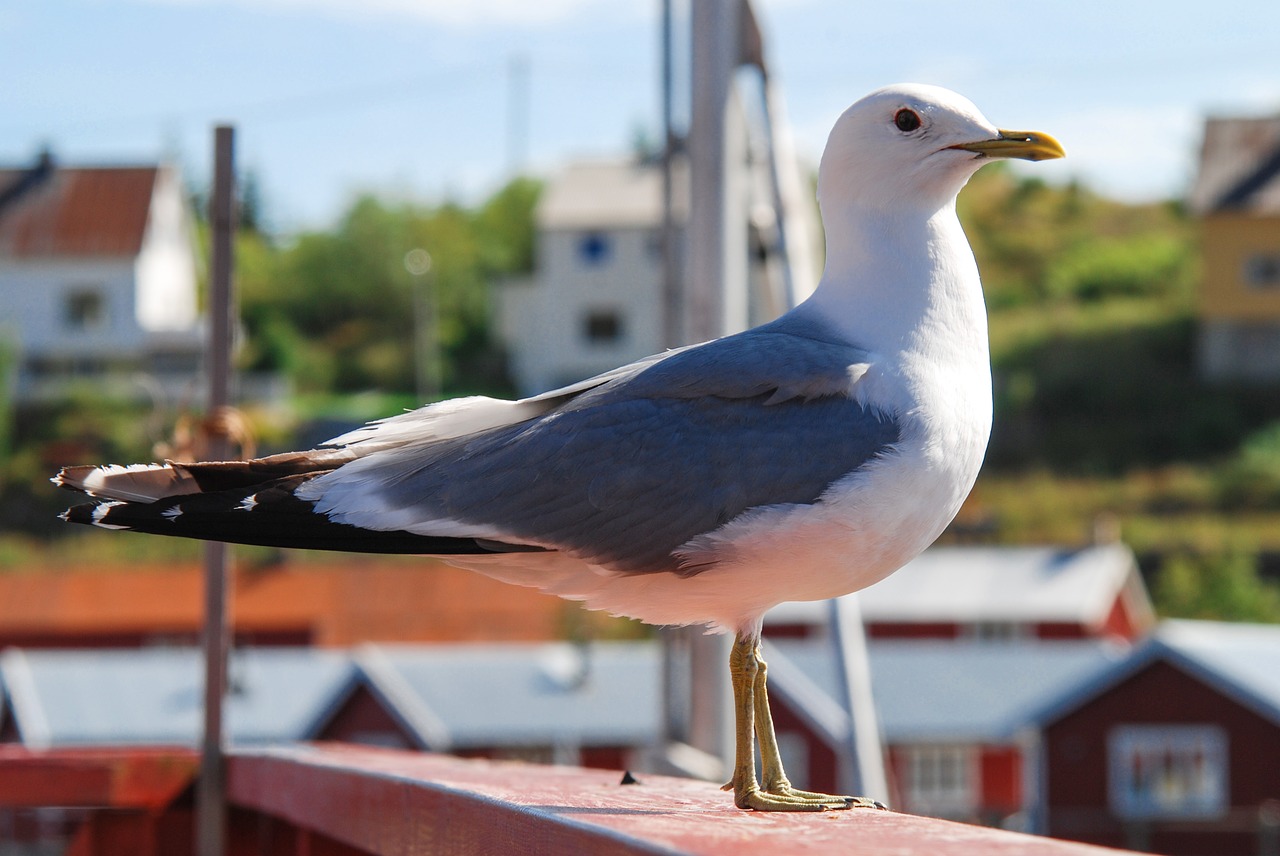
[225,744,1129,855]
[1,743,1135,855]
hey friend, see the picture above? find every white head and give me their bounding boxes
[817,83,1064,217]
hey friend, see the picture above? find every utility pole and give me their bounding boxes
[197,124,236,856]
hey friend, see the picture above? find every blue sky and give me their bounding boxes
[4,0,1279,232]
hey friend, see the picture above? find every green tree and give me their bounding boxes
[1154,548,1280,622]
[236,177,541,398]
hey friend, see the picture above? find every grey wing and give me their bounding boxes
[302,322,899,574]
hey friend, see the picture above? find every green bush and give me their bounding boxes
[1214,422,1280,508]
[1045,235,1191,302]
[1153,547,1280,622]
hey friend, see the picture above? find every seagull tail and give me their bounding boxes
[53,456,532,557]
[53,450,356,503]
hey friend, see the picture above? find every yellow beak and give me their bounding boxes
[950,129,1066,162]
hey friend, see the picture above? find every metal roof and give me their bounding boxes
[0,159,159,258]
[0,647,353,748]
[356,642,662,750]
[1035,619,1280,729]
[767,544,1149,628]
[536,158,687,230]
[14,622,1268,755]
[766,638,1122,744]
[1189,115,1280,214]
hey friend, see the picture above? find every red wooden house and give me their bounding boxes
[1036,620,1280,855]
[311,643,661,772]
[766,544,1155,643]
[763,638,1123,828]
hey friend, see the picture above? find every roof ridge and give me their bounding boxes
[0,151,54,216]
[354,644,453,750]
[1213,140,1280,210]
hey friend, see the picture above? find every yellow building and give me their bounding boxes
[1190,114,1280,381]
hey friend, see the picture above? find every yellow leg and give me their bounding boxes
[721,633,881,811]
[752,643,884,810]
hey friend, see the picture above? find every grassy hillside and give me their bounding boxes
[941,168,1280,553]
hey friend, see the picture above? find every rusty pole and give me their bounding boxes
[197,124,236,856]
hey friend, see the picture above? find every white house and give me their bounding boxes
[0,152,203,402]
[495,150,819,397]
[495,158,677,396]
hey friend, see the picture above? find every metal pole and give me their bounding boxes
[405,248,440,402]
[685,0,737,345]
[658,0,690,754]
[659,0,682,351]
[197,124,236,856]
[829,594,890,804]
[683,0,740,772]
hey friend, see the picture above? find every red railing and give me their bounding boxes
[2,743,1134,855]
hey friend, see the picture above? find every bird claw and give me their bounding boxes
[730,781,885,812]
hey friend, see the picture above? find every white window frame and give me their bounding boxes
[1107,724,1228,819]
[902,744,978,816]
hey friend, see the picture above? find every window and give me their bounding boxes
[583,310,623,345]
[577,232,611,266]
[63,289,106,330]
[1108,725,1227,819]
[1243,253,1280,289]
[903,745,977,815]
[966,622,1029,642]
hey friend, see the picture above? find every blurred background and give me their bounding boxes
[2,1,1280,854]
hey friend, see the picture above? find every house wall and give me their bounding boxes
[979,746,1022,818]
[886,744,1023,824]
[498,224,664,396]
[0,562,590,651]
[868,621,1096,641]
[1199,214,1280,321]
[316,684,417,749]
[769,690,841,794]
[134,166,198,333]
[1198,213,1280,380]
[0,257,142,359]
[867,622,960,640]
[1044,658,1280,855]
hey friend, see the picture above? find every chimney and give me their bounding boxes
[0,146,56,213]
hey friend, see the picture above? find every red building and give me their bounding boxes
[763,637,1122,828]
[1037,620,1280,854]
[0,559,617,650]
[766,544,1154,643]
[311,643,660,772]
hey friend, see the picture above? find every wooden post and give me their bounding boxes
[197,124,236,856]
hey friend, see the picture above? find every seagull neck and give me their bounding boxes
[802,200,983,359]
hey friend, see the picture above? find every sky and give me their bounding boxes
[4,0,1280,233]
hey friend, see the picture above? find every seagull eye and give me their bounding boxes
[894,109,922,133]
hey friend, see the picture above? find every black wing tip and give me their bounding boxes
[60,500,135,531]
[56,493,549,558]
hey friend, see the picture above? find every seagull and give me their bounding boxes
[55,84,1063,812]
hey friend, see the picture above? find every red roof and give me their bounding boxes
[0,163,158,258]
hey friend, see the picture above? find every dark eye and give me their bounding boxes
[894,109,921,132]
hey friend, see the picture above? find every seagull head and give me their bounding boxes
[817,83,1065,216]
